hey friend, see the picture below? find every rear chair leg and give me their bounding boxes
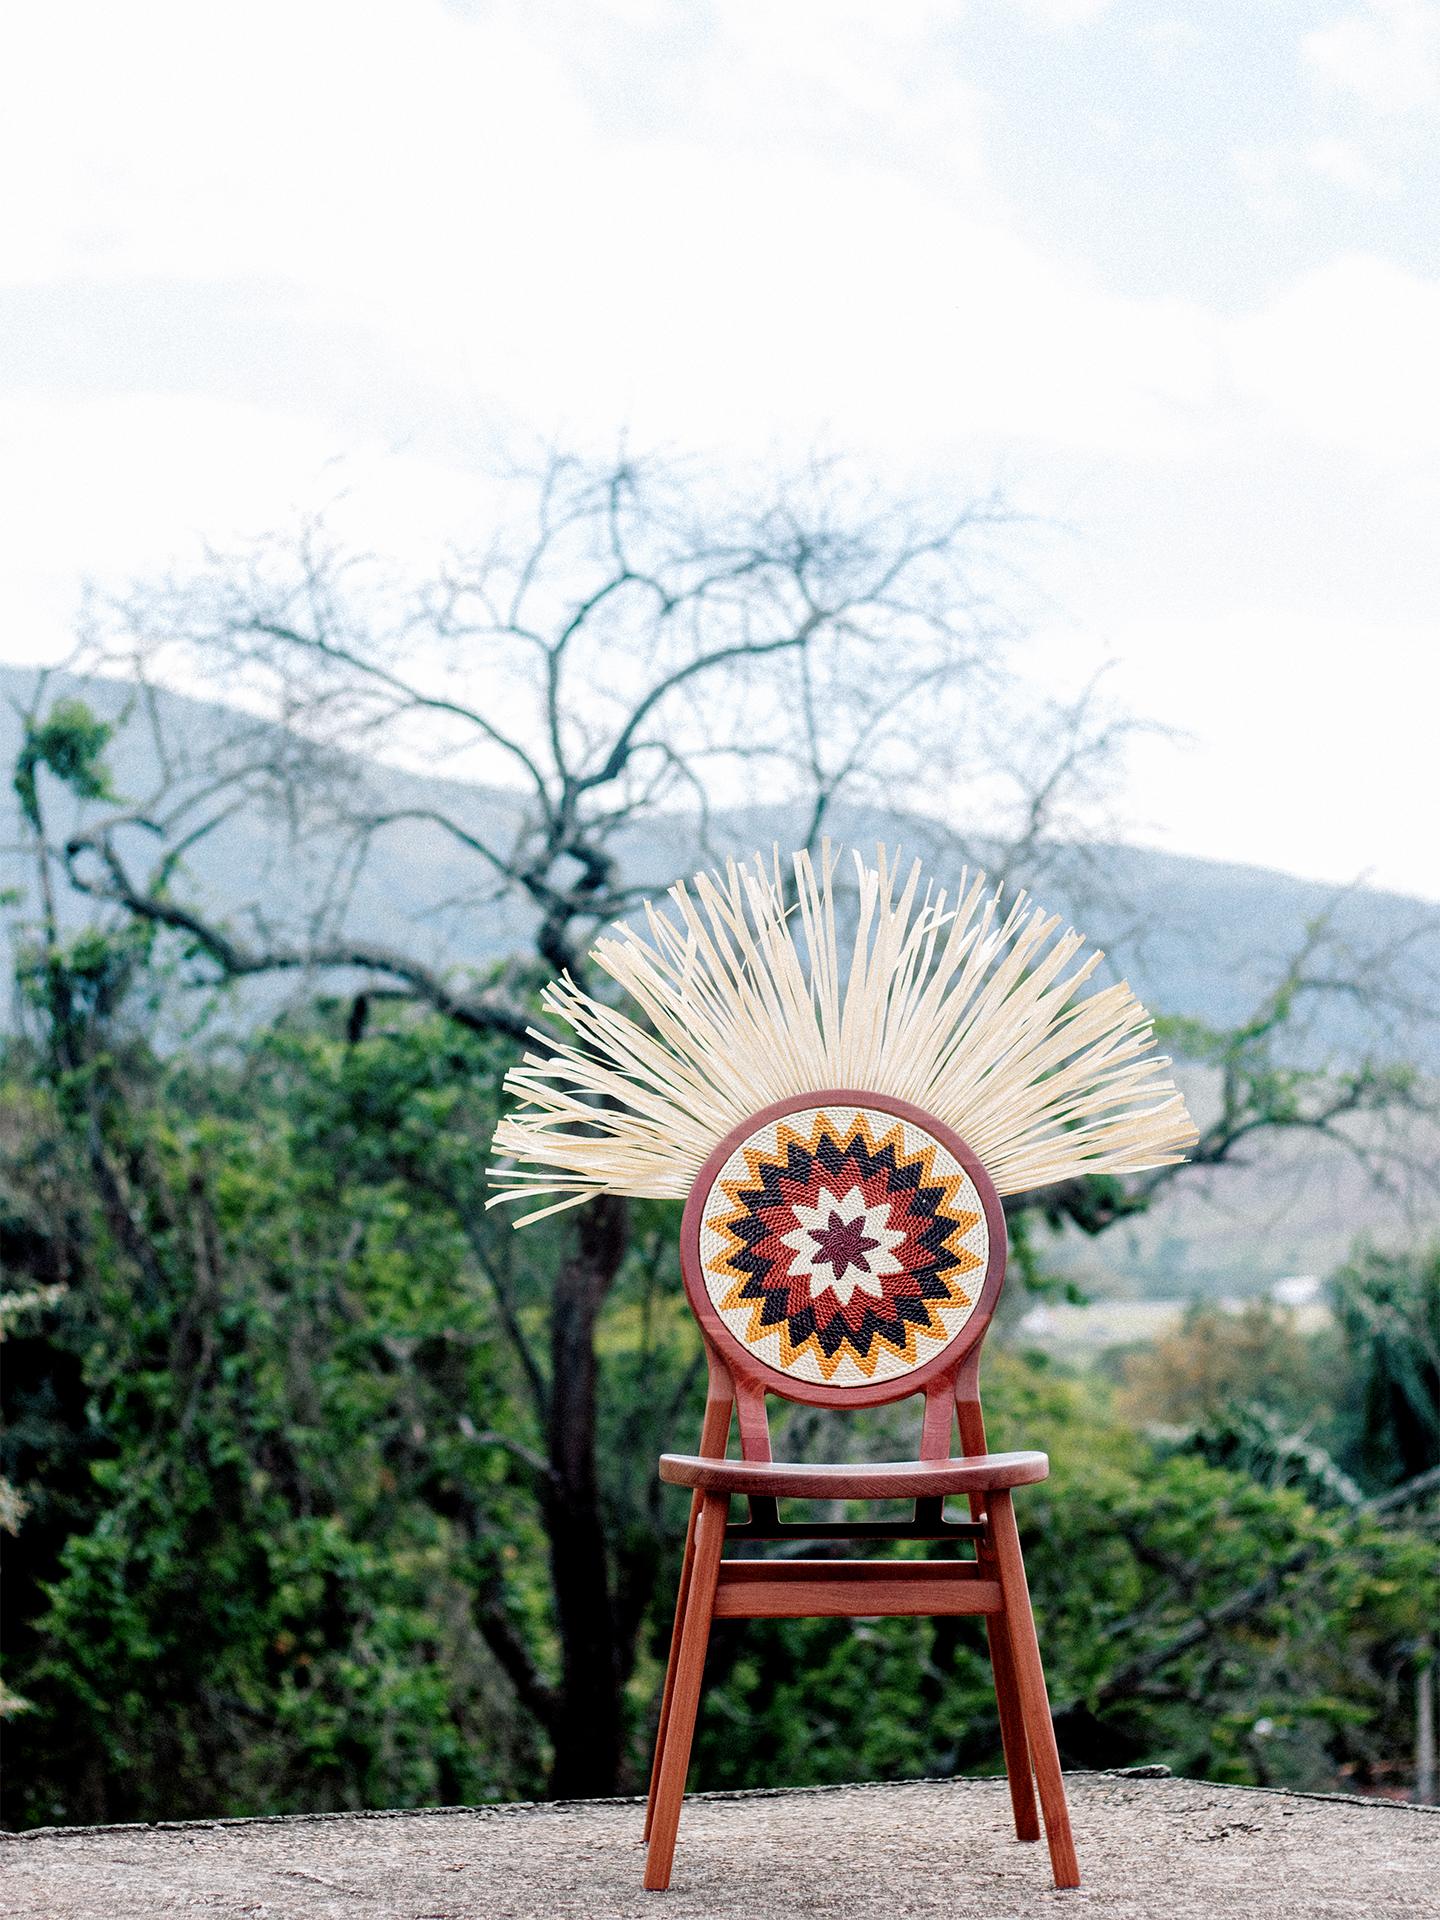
[987,1490,1080,1889]
[970,1483,1038,1842]
[644,1490,703,1841]
[643,1492,728,1892]
[985,1612,1039,1841]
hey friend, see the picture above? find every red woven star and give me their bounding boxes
[807,1211,880,1284]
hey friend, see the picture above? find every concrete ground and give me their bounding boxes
[3,1771,1437,1920]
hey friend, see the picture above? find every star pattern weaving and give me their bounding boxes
[698,1106,988,1386]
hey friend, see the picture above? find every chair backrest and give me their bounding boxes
[680,1090,1007,1461]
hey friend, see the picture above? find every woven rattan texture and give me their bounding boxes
[696,1104,987,1388]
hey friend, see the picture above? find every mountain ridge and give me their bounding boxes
[4,662,1437,1057]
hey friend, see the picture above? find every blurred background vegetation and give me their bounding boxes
[2,451,1437,1826]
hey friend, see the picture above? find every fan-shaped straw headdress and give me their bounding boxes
[489,843,1197,1228]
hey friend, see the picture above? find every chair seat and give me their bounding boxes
[658,1449,1048,1498]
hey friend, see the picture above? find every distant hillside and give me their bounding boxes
[5,664,1436,1052]
[4,664,1435,1296]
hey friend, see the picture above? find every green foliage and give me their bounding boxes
[1331,1244,1440,1489]
[12,922,157,1055]
[1,995,719,1824]
[694,1354,1433,1794]
[1165,1401,1367,1511]
[13,699,116,830]
[3,982,1435,1823]
[1152,994,1420,1164]
[2,1019,550,1822]
[1116,1299,1333,1431]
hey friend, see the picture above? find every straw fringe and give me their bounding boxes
[489,844,1199,1224]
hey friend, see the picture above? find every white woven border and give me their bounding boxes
[697,1105,988,1388]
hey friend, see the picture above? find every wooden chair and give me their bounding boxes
[491,846,1193,1886]
[641,1089,1079,1893]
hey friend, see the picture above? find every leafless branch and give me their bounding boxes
[62,827,534,1042]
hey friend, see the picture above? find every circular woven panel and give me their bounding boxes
[696,1104,989,1388]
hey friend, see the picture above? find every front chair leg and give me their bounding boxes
[987,1490,1080,1890]
[643,1491,729,1891]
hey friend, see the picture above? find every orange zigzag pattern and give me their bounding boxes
[706,1109,981,1380]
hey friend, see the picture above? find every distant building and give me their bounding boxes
[1271,1274,1321,1307]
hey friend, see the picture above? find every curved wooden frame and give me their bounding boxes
[643,1088,1079,1898]
[679,1088,1009,1410]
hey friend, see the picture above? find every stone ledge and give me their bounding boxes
[3,1771,1437,1919]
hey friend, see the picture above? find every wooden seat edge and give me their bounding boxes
[657,1449,1050,1496]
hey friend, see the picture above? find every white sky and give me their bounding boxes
[2,0,1438,897]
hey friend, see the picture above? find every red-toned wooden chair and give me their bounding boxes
[488,845,1196,1895]
[641,1090,1076,1892]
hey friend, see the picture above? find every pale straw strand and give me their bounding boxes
[489,844,1199,1224]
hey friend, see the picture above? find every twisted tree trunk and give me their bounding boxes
[543,1193,630,1796]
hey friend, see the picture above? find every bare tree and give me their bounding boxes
[36,449,1076,1792]
[1023,903,1440,1240]
[16,445,1438,1793]
[65,450,1042,979]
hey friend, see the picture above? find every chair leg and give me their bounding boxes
[987,1491,1080,1890]
[985,1613,1040,1841]
[643,1491,728,1892]
[972,1489,1038,1842]
[644,1490,703,1841]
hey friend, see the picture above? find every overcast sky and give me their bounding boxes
[3,0,1438,898]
